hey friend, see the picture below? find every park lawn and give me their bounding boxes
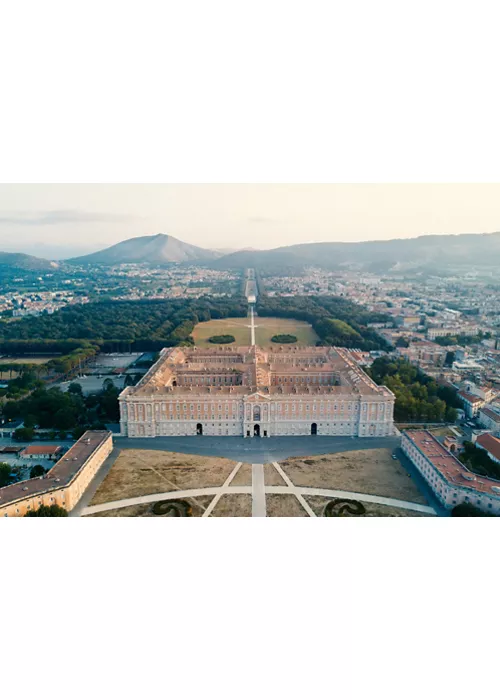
[192,317,251,347]
[254,317,319,347]
[0,356,58,364]
[192,316,318,348]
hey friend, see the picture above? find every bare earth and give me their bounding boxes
[266,494,308,517]
[280,448,428,504]
[209,494,252,517]
[90,449,238,506]
[86,495,215,517]
[303,495,430,517]
[230,463,253,486]
[264,464,287,486]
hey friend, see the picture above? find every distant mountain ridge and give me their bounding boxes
[211,231,500,273]
[3,230,500,273]
[69,233,222,265]
[0,251,59,271]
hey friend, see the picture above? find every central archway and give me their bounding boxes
[196,423,203,436]
[254,424,260,437]
[311,422,318,435]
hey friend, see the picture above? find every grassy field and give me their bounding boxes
[192,317,251,347]
[0,355,58,364]
[254,317,318,346]
[192,316,318,348]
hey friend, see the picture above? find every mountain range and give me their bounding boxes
[69,233,221,265]
[0,252,59,272]
[1,231,500,273]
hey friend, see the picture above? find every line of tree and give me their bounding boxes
[0,297,249,351]
[367,357,459,423]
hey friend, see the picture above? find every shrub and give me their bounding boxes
[323,499,366,517]
[271,334,298,344]
[208,335,235,344]
[25,504,68,517]
[151,500,192,516]
[451,503,489,517]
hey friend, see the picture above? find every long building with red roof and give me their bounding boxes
[402,430,500,515]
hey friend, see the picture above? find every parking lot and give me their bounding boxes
[58,375,127,395]
[91,353,143,369]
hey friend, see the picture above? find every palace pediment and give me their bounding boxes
[244,392,271,402]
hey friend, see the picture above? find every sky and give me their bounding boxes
[0,184,500,259]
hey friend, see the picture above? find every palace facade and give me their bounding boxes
[119,346,395,438]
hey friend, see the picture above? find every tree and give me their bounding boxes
[102,378,114,392]
[24,504,68,517]
[29,464,46,478]
[72,426,86,440]
[451,503,488,517]
[13,426,35,442]
[0,462,15,487]
[67,382,83,396]
[396,336,410,348]
[444,351,455,367]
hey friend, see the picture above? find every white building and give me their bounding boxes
[478,405,500,434]
[119,346,395,438]
[401,430,500,514]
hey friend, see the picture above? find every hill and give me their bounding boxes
[0,252,58,272]
[214,232,500,273]
[68,233,221,265]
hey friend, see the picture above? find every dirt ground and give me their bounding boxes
[264,464,287,486]
[303,495,431,517]
[86,495,215,517]
[209,494,252,517]
[279,448,427,504]
[90,450,238,505]
[230,463,253,486]
[266,494,308,517]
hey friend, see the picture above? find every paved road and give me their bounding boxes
[251,464,266,516]
[250,304,256,346]
[113,435,400,462]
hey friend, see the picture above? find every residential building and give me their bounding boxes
[478,405,500,433]
[401,430,500,514]
[476,433,500,465]
[20,445,63,460]
[457,390,485,418]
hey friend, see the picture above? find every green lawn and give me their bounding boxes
[192,316,318,348]
[192,317,251,347]
[254,317,318,346]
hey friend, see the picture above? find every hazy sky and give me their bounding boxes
[1,184,500,259]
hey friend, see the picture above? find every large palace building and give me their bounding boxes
[119,346,395,438]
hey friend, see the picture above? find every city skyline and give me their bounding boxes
[1,183,500,258]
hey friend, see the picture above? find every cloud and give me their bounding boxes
[0,209,140,225]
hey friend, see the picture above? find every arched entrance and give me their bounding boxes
[196,423,203,436]
[311,423,318,435]
[254,424,260,437]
